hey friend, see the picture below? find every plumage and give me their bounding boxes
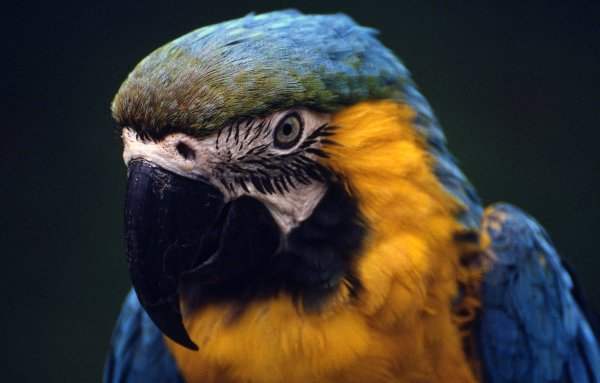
[112,10,408,137]
[479,204,600,383]
[105,9,599,383]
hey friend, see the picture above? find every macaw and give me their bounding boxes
[103,10,600,383]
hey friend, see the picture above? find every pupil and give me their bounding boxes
[282,123,293,136]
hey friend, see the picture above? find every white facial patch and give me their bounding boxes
[122,108,332,233]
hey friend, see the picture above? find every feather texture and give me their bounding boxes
[479,203,600,383]
[112,10,408,137]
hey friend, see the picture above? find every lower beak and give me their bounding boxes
[124,159,225,350]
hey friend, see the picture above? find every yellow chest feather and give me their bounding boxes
[168,101,480,383]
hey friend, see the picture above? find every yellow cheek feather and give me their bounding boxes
[167,100,480,383]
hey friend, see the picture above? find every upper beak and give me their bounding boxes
[124,159,226,350]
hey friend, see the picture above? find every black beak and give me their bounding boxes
[124,159,226,350]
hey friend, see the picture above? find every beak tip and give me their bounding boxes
[185,342,200,351]
[135,297,200,352]
[175,336,199,351]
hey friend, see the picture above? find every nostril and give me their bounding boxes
[176,142,196,160]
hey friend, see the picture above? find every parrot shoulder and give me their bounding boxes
[103,289,184,383]
[478,203,600,383]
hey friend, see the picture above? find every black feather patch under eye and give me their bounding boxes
[273,113,303,149]
[180,180,365,312]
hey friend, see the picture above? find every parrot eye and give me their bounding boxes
[273,113,303,149]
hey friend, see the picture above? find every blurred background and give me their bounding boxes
[5,1,600,381]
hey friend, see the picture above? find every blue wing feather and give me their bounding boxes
[103,289,184,383]
[479,203,600,383]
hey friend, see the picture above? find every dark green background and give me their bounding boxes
[5,1,600,382]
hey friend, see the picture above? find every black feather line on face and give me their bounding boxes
[225,123,233,143]
[213,121,340,195]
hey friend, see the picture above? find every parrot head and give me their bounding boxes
[113,10,481,355]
